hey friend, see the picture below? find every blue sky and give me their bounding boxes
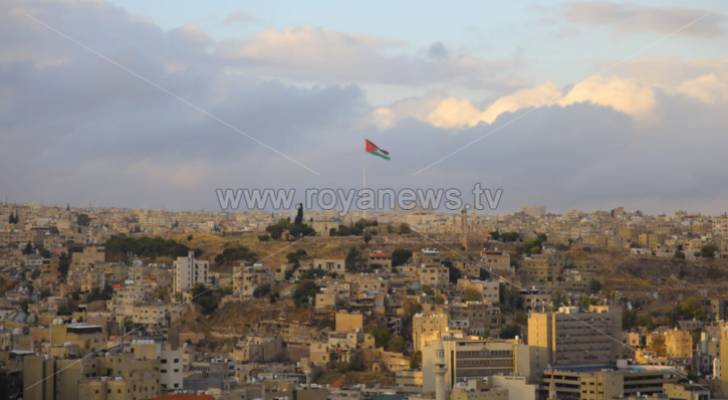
[110,0,727,91]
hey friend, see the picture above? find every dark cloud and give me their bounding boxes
[428,42,449,60]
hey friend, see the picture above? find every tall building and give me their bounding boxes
[23,352,160,400]
[173,251,209,293]
[540,366,674,400]
[719,324,728,395]
[433,339,447,400]
[412,312,449,352]
[527,305,622,367]
[422,335,526,392]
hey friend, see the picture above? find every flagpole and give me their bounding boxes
[362,144,367,220]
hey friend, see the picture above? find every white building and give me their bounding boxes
[173,251,209,293]
[160,349,183,391]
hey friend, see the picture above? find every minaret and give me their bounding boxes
[547,380,558,400]
[434,339,447,400]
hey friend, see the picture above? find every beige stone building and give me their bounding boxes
[527,305,622,367]
[541,367,673,400]
[664,329,693,360]
[450,379,508,400]
[413,312,449,352]
[420,263,449,289]
[480,249,511,272]
[232,263,273,298]
[335,311,364,332]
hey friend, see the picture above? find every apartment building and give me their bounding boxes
[480,249,511,273]
[527,305,622,367]
[421,336,521,392]
[232,263,273,298]
[448,301,502,338]
[540,367,674,400]
[420,263,449,289]
[413,312,449,352]
[173,251,209,293]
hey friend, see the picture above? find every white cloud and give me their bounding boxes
[677,74,728,105]
[559,76,655,118]
[481,82,562,123]
[425,97,483,129]
[386,72,728,129]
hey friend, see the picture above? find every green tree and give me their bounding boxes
[462,288,482,302]
[76,213,91,227]
[293,280,319,307]
[105,235,192,259]
[57,303,73,316]
[286,249,307,266]
[500,324,520,339]
[391,248,413,267]
[672,296,706,322]
[266,218,291,240]
[479,268,491,280]
[347,350,366,371]
[588,279,603,294]
[294,203,304,225]
[22,241,34,255]
[253,283,272,298]
[387,335,406,353]
[371,326,391,348]
[701,243,719,259]
[490,231,520,242]
[289,222,315,239]
[623,309,638,330]
[191,284,219,315]
[345,247,366,272]
[409,351,422,369]
[215,246,258,265]
[443,260,461,283]
[58,252,70,277]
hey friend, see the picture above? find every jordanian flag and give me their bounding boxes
[365,139,390,160]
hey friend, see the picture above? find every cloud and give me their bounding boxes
[383,70,725,129]
[218,26,520,88]
[0,0,369,209]
[372,95,728,213]
[224,11,257,26]
[677,74,728,105]
[428,42,449,60]
[559,76,655,118]
[566,1,726,37]
[3,0,728,214]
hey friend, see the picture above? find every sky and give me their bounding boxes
[1,0,728,213]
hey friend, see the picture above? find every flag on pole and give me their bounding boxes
[365,139,390,160]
